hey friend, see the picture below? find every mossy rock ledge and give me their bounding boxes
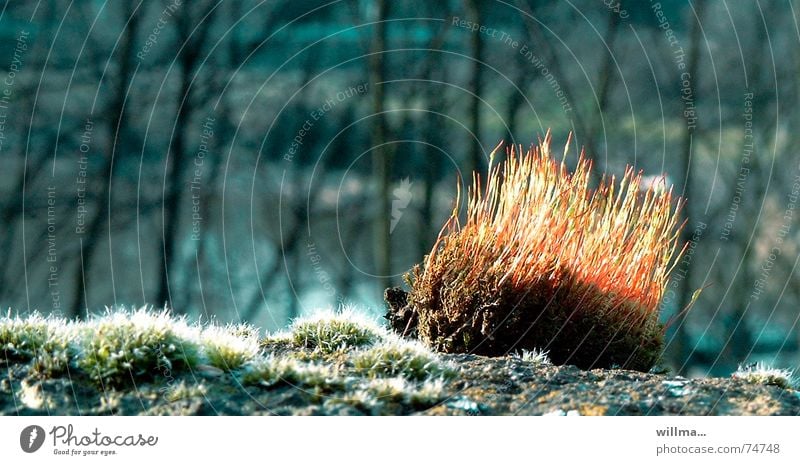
[2,309,798,416]
[2,354,800,415]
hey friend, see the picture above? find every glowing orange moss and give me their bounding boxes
[398,133,686,371]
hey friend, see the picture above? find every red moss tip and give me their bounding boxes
[399,133,687,371]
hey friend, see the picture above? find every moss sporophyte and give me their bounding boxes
[387,133,693,371]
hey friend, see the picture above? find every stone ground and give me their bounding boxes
[2,353,798,415]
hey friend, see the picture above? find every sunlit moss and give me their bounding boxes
[74,308,202,385]
[351,338,455,381]
[407,134,687,371]
[240,356,343,390]
[165,381,208,402]
[290,308,386,354]
[732,363,795,389]
[2,307,458,415]
[0,312,73,375]
[513,348,551,366]
[327,377,447,413]
[201,323,261,371]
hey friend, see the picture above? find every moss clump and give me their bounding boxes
[240,357,343,391]
[326,377,447,414]
[397,135,687,371]
[0,313,73,375]
[514,348,551,366]
[165,381,208,402]
[74,308,202,385]
[290,309,385,354]
[2,307,457,414]
[732,363,795,389]
[201,324,260,371]
[351,339,454,381]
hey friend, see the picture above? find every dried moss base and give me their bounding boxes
[386,279,664,372]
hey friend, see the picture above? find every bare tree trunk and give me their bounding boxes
[465,0,484,176]
[419,71,447,256]
[157,2,216,312]
[71,3,143,318]
[420,147,441,256]
[0,152,49,302]
[157,82,190,312]
[517,1,588,146]
[504,83,523,146]
[192,87,227,319]
[673,0,705,373]
[720,2,776,367]
[406,14,451,256]
[370,0,391,293]
[517,0,615,184]
[503,64,535,148]
[585,3,622,171]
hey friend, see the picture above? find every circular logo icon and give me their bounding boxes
[20,425,45,453]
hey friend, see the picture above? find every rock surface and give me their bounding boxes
[3,353,798,416]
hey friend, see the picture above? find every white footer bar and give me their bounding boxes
[1,416,798,464]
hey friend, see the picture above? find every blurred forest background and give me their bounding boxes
[0,0,798,377]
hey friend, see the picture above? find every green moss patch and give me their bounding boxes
[289,310,387,354]
[1,306,457,415]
